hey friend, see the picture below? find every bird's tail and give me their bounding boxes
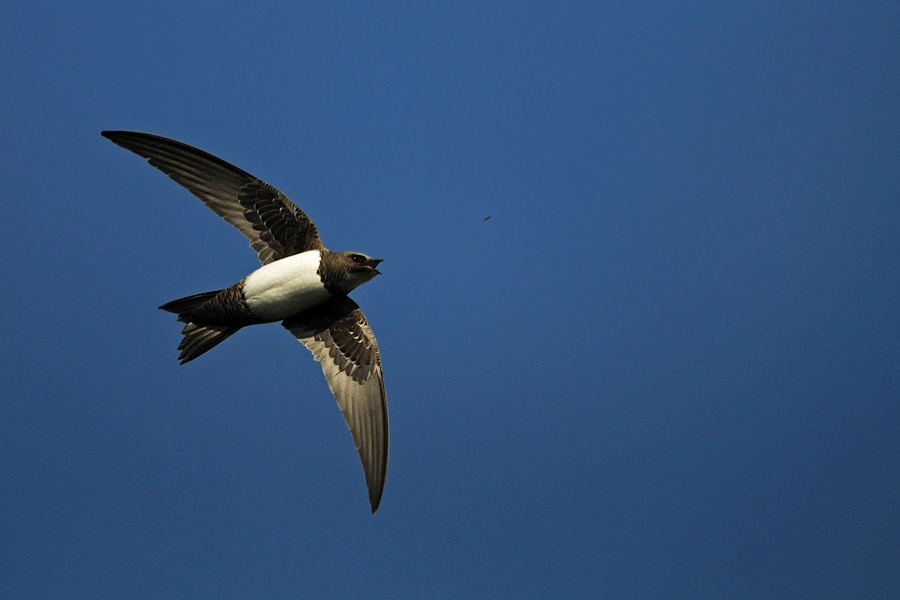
[159,291,241,364]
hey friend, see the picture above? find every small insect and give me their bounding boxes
[483,215,491,222]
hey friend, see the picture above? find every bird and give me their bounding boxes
[101,131,388,513]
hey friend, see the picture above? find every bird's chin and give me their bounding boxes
[352,266,381,277]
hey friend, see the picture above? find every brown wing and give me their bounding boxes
[282,297,389,513]
[102,131,324,265]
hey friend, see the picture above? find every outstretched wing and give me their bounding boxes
[102,131,324,265]
[283,297,389,513]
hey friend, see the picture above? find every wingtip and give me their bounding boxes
[101,130,142,143]
[368,486,384,514]
[101,130,126,145]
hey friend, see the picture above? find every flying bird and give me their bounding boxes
[102,131,388,513]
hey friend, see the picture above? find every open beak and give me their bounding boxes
[367,257,383,274]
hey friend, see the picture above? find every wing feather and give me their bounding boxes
[102,131,324,264]
[283,297,388,513]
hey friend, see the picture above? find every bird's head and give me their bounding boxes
[326,251,383,294]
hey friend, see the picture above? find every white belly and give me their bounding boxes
[242,250,331,320]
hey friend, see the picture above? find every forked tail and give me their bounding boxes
[159,291,241,364]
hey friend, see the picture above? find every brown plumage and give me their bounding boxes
[103,131,389,513]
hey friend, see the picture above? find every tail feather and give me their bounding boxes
[159,291,221,321]
[176,322,240,363]
[160,290,242,363]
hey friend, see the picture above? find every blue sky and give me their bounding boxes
[2,1,899,598]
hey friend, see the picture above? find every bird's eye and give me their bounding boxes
[351,254,366,263]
